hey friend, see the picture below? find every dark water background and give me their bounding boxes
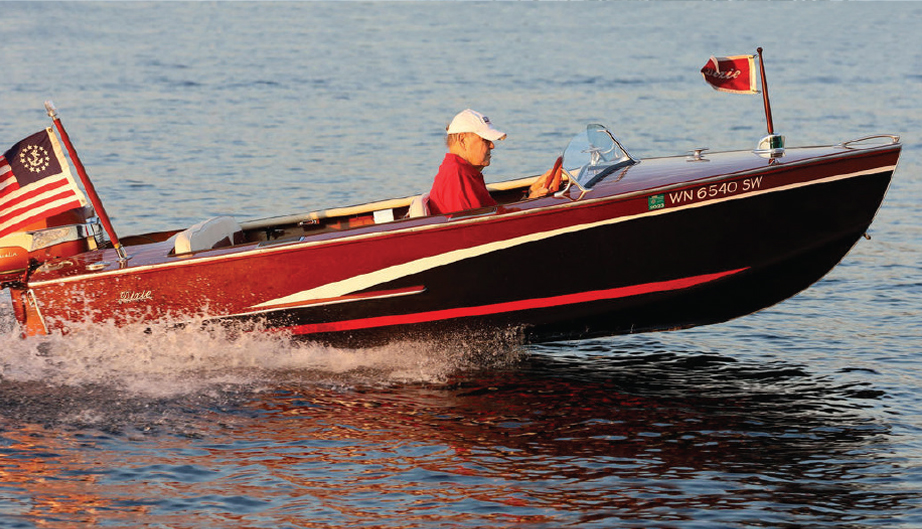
[1,3,921,527]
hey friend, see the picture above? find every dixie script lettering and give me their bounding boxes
[118,290,153,304]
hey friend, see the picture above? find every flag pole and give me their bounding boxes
[757,47,774,135]
[44,101,129,262]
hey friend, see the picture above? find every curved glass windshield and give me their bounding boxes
[562,124,637,189]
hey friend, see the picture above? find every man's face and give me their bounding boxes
[459,133,495,169]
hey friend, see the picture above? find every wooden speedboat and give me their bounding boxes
[1,120,902,345]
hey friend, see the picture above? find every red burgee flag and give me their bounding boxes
[0,128,87,238]
[701,55,758,94]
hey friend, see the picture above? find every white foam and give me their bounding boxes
[0,311,523,398]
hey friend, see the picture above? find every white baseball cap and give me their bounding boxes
[447,109,507,141]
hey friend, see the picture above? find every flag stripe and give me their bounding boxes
[0,184,82,226]
[0,187,84,230]
[0,157,16,196]
[0,177,18,198]
[0,174,76,212]
[0,195,85,237]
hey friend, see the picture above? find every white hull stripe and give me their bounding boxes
[234,285,426,316]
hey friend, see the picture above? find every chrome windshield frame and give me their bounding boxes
[561,124,639,197]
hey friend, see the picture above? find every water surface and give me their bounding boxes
[1,3,921,527]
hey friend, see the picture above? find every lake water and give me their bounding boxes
[2,2,921,527]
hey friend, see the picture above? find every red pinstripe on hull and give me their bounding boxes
[280,268,748,335]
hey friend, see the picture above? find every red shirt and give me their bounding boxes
[428,153,497,215]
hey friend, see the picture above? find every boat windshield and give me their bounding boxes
[562,124,637,189]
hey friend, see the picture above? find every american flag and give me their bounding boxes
[0,128,86,238]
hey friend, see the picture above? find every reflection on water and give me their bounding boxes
[1,336,915,527]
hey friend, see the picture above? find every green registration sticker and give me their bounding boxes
[648,194,665,210]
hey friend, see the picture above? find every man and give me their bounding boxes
[427,109,560,215]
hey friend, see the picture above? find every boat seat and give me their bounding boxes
[173,216,242,255]
[407,192,430,218]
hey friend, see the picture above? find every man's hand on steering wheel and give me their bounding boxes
[527,156,563,199]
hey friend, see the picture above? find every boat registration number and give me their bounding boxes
[648,176,764,211]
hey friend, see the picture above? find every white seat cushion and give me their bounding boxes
[174,216,241,254]
[408,192,430,218]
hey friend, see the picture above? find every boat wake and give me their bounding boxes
[0,311,525,431]
[1,320,525,392]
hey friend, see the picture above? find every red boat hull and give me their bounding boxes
[15,141,900,345]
